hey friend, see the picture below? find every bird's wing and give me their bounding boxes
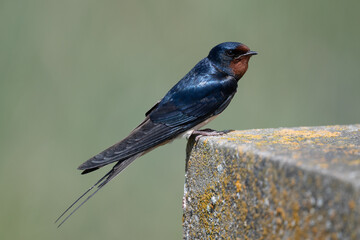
[149,75,238,127]
[78,117,185,172]
[78,75,237,172]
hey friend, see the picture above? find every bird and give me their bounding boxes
[56,41,257,227]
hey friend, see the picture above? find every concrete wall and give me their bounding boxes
[183,125,360,240]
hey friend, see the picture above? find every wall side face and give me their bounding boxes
[183,125,360,240]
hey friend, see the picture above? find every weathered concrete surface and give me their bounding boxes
[183,125,360,240]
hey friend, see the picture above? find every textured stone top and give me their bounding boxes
[213,125,360,187]
[183,124,360,240]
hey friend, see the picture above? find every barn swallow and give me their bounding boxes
[56,42,257,227]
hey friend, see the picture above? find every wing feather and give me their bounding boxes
[149,76,237,127]
[78,118,185,171]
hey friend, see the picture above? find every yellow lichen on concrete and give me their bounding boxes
[235,180,242,193]
[349,159,360,165]
[274,129,341,138]
[349,200,356,210]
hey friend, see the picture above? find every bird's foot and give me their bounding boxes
[192,128,226,141]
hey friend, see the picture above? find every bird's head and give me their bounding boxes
[208,42,257,80]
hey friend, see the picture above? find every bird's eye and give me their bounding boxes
[225,50,236,57]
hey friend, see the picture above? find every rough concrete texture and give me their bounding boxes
[183,125,360,240]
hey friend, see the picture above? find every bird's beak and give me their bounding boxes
[235,50,258,59]
[243,51,258,56]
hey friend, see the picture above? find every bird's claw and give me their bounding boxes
[192,129,226,141]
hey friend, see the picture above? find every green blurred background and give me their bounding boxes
[0,0,359,239]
